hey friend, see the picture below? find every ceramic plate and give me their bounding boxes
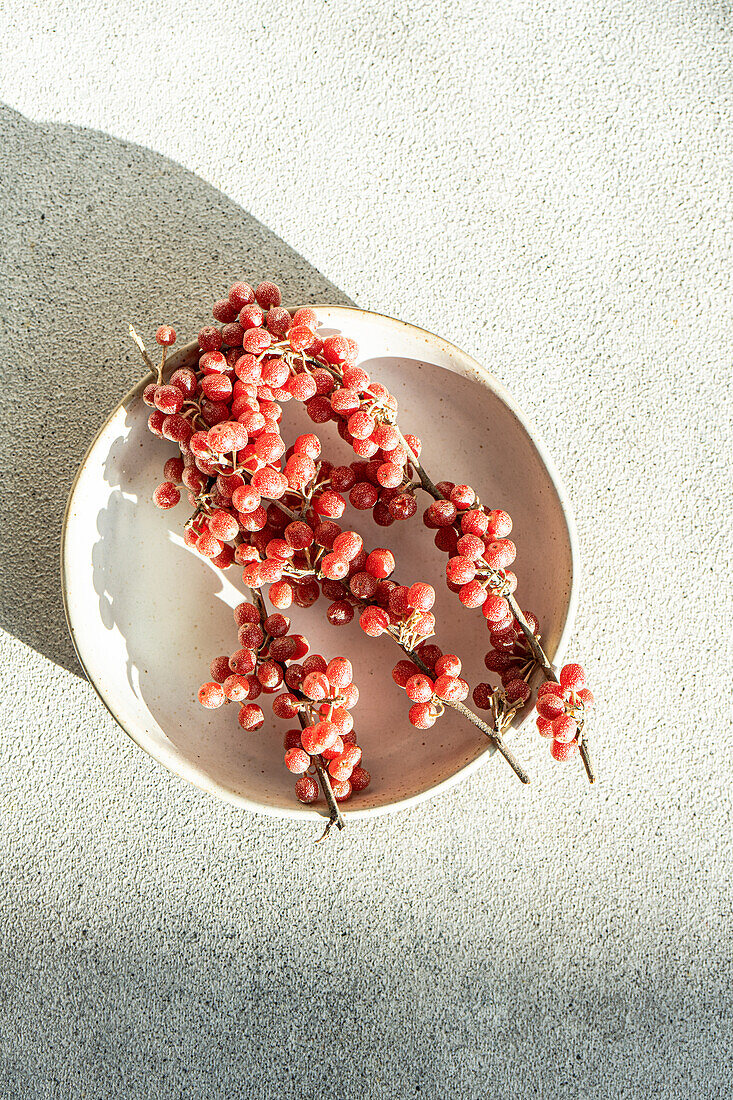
[61,307,577,822]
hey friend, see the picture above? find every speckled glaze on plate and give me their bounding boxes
[61,307,578,823]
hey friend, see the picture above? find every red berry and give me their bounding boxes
[284,521,314,550]
[349,766,371,792]
[347,411,376,440]
[333,530,363,561]
[449,484,475,509]
[255,280,282,308]
[426,500,457,527]
[349,482,379,510]
[154,385,184,415]
[460,509,488,537]
[295,775,319,803]
[349,572,378,599]
[252,467,287,499]
[321,737,345,762]
[472,683,495,709]
[435,654,461,677]
[458,580,486,608]
[409,703,436,729]
[376,462,403,488]
[414,642,442,671]
[456,534,485,561]
[326,657,353,690]
[482,594,510,623]
[327,600,354,626]
[536,693,566,721]
[365,548,395,579]
[209,655,232,683]
[201,373,233,402]
[577,688,595,710]
[143,383,158,407]
[550,739,578,762]
[331,779,352,801]
[212,299,239,323]
[406,582,435,611]
[323,335,350,364]
[483,539,516,570]
[537,680,564,698]
[243,327,272,354]
[405,674,434,703]
[209,509,239,541]
[486,510,513,539]
[302,671,331,701]
[155,325,176,346]
[446,555,477,584]
[560,663,586,691]
[536,716,554,738]
[388,493,417,520]
[198,326,223,352]
[301,720,339,754]
[392,660,419,687]
[313,491,346,519]
[285,747,310,774]
[229,648,256,676]
[169,368,197,397]
[313,521,341,549]
[433,674,463,702]
[234,601,260,626]
[504,679,531,705]
[321,553,350,581]
[219,674,248,702]
[228,282,255,309]
[292,307,318,330]
[359,607,390,637]
[552,715,578,743]
[238,703,265,731]
[198,681,225,708]
[153,481,180,509]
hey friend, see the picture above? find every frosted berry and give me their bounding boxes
[405,674,434,703]
[350,766,371,792]
[359,607,390,637]
[551,715,578,743]
[198,682,225,708]
[285,747,310,774]
[407,583,435,611]
[155,325,176,346]
[560,663,586,692]
[238,704,265,731]
[153,482,180,509]
[295,776,319,803]
[504,679,531,705]
[365,548,395,579]
[409,703,436,729]
[550,739,578,762]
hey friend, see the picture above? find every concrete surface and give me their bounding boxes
[0,1,731,1097]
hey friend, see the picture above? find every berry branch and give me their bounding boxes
[131,275,599,821]
[251,588,346,836]
[333,579,530,783]
[397,430,596,783]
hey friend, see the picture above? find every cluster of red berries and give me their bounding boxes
[136,275,596,794]
[392,649,469,729]
[535,663,594,762]
[198,598,369,803]
[472,612,539,711]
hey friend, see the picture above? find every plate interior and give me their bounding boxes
[63,308,575,818]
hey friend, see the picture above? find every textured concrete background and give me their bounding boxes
[0,1,731,1097]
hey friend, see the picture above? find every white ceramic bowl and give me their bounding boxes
[62,307,577,822]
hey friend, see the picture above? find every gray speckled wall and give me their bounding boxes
[0,2,730,1096]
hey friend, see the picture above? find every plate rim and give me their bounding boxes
[61,304,579,823]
